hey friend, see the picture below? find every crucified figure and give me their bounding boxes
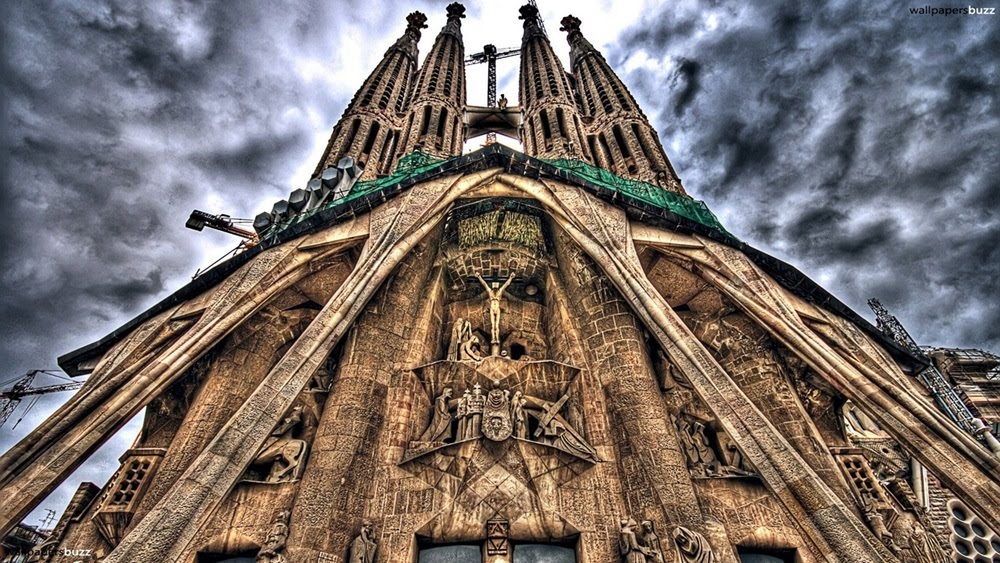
[476,273,514,356]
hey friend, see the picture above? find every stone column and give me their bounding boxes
[682,311,857,507]
[288,239,439,561]
[553,235,711,555]
[131,305,317,527]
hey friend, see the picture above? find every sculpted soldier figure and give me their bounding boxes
[620,518,652,563]
[420,388,454,442]
[256,511,289,563]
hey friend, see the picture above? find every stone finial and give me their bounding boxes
[446,2,466,20]
[560,14,595,59]
[559,15,581,34]
[441,3,465,37]
[405,11,429,36]
[519,4,539,23]
[519,5,547,41]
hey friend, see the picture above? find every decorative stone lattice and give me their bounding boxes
[947,498,1000,562]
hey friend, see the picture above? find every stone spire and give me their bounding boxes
[398,3,467,159]
[560,15,685,194]
[517,4,588,160]
[313,11,427,180]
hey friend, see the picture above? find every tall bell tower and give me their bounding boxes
[3,4,998,563]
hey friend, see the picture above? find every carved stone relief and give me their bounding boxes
[348,521,377,563]
[247,406,310,483]
[672,526,717,563]
[256,510,289,563]
[407,377,598,464]
[674,413,753,478]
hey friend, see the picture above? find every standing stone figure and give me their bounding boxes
[420,388,454,442]
[476,273,514,354]
[640,520,665,563]
[619,518,652,563]
[861,491,900,554]
[512,390,528,439]
[456,392,469,440]
[349,521,377,563]
[907,522,948,563]
[672,526,716,563]
[256,510,289,563]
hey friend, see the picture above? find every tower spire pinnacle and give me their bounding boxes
[398,3,468,159]
[517,4,588,160]
[560,14,685,193]
[312,11,427,179]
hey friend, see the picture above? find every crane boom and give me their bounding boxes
[1,370,84,428]
[465,45,521,143]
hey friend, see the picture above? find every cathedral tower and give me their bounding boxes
[313,11,426,179]
[560,15,684,192]
[516,4,589,160]
[398,3,468,159]
[3,5,999,563]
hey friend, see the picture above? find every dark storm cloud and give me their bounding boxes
[611,0,1000,353]
[0,0,453,522]
[1,0,998,528]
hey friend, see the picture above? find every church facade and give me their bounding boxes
[2,4,999,563]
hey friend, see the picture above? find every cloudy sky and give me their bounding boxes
[1,0,997,526]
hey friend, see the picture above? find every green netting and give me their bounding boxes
[269,151,727,238]
[540,158,727,233]
[339,151,445,203]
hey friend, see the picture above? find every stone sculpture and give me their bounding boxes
[349,521,377,563]
[476,273,514,355]
[640,520,665,563]
[860,491,900,554]
[676,414,751,477]
[420,388,454,442]
[619,518,652,563]
[482,388,513,441]
[252,406,308,482]
[450,318,483,361]
[511,390,528,439]
[672,526,716,563]
[256,510,289,563]
[907,522,948,563]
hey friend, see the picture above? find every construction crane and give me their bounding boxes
[868,299,1000,452]
[465,44,520,143]
[185,210,258,244]
[1,370,83,429]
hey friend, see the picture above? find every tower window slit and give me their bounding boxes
[376,128,394,172]
[598,133,616,172]
[361,121,380,158]
[631,123,656,165]
[612,124,631,158]
[436,107,448,144]
[344,118,362,154]
[420,105,432,136]
[587,135,599,165]
[555,107,567,138]
[539,110,552,140]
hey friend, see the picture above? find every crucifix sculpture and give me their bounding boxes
[476,273,514,356]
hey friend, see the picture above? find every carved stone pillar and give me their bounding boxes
[129,305,318,527]
[288,240,438,561]
[555,237,704,532]
[682,311,856,507]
